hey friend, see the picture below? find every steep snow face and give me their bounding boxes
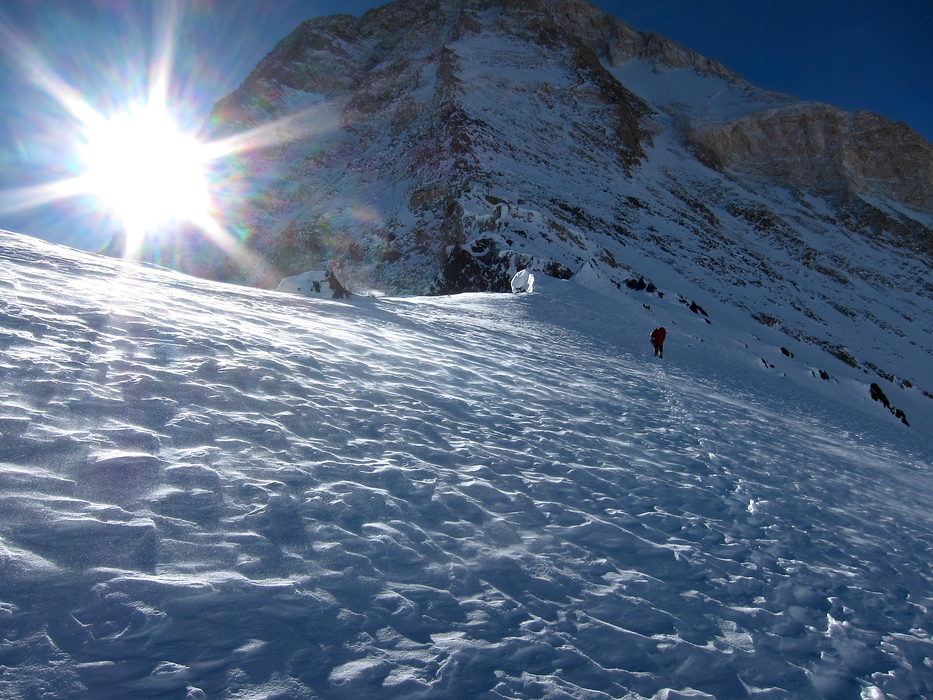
[606,59,793,122]
[193,0,933,417]
[2,230,933,699]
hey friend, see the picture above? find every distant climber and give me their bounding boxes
[650,327,666,358]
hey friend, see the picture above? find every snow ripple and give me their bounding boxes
[1,231,932,699]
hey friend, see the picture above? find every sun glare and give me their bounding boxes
[79,106,212,239]
[0,4,317,274]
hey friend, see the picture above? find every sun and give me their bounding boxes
[79,105,212,241]
[0,4,314,272]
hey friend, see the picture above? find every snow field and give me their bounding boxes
[1,230,933,699]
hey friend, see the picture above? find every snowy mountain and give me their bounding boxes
[3,229,933,699]
[159,0,933,437]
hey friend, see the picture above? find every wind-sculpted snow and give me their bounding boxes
[2,231,933,699]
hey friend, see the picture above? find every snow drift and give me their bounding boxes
[2,230,932,699]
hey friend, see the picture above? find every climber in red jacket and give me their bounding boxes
[650,327,666,358]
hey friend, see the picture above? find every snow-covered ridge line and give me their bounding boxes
[2,229,933,698]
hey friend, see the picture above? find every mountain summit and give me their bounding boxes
[186,0,933,428]
[201,0,932,292]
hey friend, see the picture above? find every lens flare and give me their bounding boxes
[0,4,325,280]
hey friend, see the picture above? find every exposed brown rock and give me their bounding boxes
[677,104,933,213]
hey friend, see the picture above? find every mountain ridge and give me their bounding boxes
[199,0,932,288]
[107,0,933,429]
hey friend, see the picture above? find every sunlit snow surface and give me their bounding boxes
[2,231,933,699]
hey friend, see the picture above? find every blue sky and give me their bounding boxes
[617,1,932,140]
[0,0,930,246]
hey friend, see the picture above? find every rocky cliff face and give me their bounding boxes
[677,104,933,213]
[178,0,933,422]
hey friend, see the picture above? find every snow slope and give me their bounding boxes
[2,230,933,699]
[190,0,933,437]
